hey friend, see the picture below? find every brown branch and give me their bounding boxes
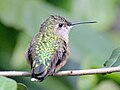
[0,66,120,77]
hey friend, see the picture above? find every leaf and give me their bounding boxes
[10,32,31,69]
[93,80,120,90]
[0,76,17,90]
[104,48,120,67]
[0,0,68,36]
[17,83,28,90]
[70,27,116,68]
[78,75,98,90]
[72,0,116,31]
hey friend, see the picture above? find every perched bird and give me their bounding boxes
[26,15,96,82]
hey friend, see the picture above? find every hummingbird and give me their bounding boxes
[26,15,96,82]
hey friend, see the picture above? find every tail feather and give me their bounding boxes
[31,70,49,82]
[31,64,54,82]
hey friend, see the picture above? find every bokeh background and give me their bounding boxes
[0,0,120,90]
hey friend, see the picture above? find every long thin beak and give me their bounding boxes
[69,21,97,26]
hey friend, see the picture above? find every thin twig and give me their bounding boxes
[0,71,30,77]
[54,66,120,76]
[0,66,120,77]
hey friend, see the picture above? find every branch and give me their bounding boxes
[0,67,120,77]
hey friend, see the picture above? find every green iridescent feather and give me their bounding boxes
[30,30,58,71]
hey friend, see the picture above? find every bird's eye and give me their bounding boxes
[59,23,63,28]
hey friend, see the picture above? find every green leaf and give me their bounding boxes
[0,76,17,90]
[104,48,120,67]
[70,27,116,68]
[78,75,98,90]
[93,80,120,90]
[10,32,31,69]
[0,0,68,36]
[72,0,116,31]
[17,83,28,90]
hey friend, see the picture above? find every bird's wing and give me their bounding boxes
[53,39,69,72]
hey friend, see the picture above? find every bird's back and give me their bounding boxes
[26,30,69,81]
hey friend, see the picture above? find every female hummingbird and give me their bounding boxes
[26,15,96,82]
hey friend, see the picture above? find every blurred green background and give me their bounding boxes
[0,0,120,90]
